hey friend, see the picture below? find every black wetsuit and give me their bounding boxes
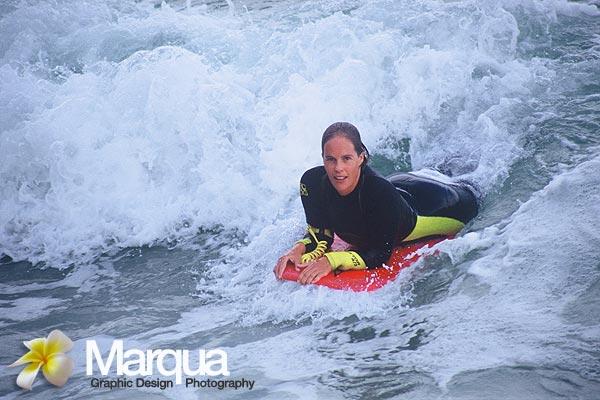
[299,165,478,269]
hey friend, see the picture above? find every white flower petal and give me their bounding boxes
[42,353,74,387]
[16,362,42,390]
[45,330,73,355]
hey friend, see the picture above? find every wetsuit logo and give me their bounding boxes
[300,183,308,197]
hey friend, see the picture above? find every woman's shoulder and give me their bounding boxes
[300,166,326,184]
[362,169,396,196]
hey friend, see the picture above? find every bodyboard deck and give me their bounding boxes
[280,236,448,291]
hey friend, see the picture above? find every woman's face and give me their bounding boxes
[323,135,365,196]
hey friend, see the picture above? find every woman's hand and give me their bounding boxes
[296,257,333,284]
[274,243,305,279]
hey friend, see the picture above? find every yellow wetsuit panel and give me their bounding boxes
[324,251,367,271]
[403,216,464,242]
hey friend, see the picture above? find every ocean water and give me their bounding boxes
[0,0,599,398]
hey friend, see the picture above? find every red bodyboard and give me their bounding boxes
[280,237,448,292]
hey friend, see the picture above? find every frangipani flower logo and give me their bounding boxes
[9,330,74,390]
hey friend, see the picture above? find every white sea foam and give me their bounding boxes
[0,296,64,326]
[399,155,600,387]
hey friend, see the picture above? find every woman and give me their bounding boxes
[274,122,479,284]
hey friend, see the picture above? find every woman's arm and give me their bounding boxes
[275,167,334,280]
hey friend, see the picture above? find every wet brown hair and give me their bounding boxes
[320,122,370,165]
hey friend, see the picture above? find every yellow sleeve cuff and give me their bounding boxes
[323,251,366,271]
[296,238,312,245]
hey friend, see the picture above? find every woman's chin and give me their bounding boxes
[334,182,351,196]
[328,175,357,196]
